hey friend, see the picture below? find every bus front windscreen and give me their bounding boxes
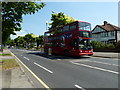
[79,31,92,38]
[78,39,92,50]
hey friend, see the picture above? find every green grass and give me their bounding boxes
[0,59,19,70]
[0,53,12,56]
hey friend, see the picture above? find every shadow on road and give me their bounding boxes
[27,52,90,60]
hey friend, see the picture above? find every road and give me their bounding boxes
[10,49,119,89]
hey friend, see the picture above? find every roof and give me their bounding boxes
[93,21,120,32]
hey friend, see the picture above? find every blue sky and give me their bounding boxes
[11,1,118,39]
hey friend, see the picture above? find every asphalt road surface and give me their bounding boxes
[10,49,119,89]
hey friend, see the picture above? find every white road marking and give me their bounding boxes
[91,57,118,60]
[70,61,119,74]
[23,57,30,60]
[88,60,119,66]
[74,84,85,90]
[73,60,119,67]
[34,62,53,74]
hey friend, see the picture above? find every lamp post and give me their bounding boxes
[46,21,48,31]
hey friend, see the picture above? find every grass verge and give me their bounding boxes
[0,59,19,70]
[0,53,12,56]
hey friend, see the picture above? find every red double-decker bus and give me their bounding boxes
[44,21,93,56]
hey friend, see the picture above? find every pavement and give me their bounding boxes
[93,52,119,59]
[0,49,34,89]
[2,67,34,88]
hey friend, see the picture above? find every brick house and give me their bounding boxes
[92,21,120,44]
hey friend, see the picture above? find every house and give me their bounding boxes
[92,21,120,44]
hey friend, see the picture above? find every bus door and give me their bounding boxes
[70,38,79,55]
[59,36,66,55]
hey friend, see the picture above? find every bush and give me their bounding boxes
[91,40,115,49]
[116,40,120,48]
[97,42,106,48]
[106,43,115,48]
[91,41,99,48]
[91,41,106,48]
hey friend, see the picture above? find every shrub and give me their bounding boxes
[106,43,115,48]
[91,41,106,48]
[116,40,120,48]
[96,42,106,48]
[91,41,99,48]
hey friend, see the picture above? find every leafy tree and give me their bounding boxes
[36,35,44,48]
[14,36,26,47]
[2,2,45,44]
[23,33,37,48]
[6,38,15,47]
[49,12,76,29]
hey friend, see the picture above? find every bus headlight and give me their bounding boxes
[89,49,93,53]
[80,50,82,53]
[89,51,92,53]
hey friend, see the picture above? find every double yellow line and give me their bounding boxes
[9,50,51,90]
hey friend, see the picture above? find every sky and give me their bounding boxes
[11,1,119,39]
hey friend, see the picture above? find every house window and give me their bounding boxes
[93,34,95,38]
[103,32,106,37]
[101,32,104,37]
[93,34,97,38]
[106,32,109,37]
[110,31,115,36]
[103,32,108,37]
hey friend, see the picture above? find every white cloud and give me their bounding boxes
[10,30,28,39]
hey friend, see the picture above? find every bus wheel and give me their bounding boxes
[64,50,69,56]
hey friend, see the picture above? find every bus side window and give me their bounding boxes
[61,36,65,43]
[70,23,76,31]
[61,36,65,47]
[62,25,69,32]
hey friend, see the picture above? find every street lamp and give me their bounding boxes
[46,21,48,31]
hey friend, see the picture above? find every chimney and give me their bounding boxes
[104,21,107,26]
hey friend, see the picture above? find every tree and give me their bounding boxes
[2,2,45,44]
[36,35,44,48]
[14,36,26,48]
[23,33,37,48]
[49,12,76,30]
[6,37,15,47]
